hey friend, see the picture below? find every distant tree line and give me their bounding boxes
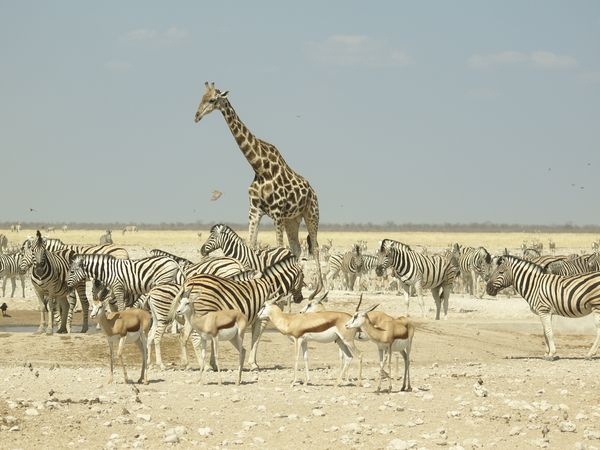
[2,221,600,233]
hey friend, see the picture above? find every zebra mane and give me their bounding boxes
[500,255,546,272]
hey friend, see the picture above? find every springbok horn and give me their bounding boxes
[356,293,363,312]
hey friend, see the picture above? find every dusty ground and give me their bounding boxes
[0,231,599,449]
[1,292,599,450]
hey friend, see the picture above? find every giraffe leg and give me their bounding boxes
[304,208,323,300]
[273,216,285,248]
[247,203,264,249]
[284,217,302,257]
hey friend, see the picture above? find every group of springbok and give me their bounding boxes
[93,291,414,393]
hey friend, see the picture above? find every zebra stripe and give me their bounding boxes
[149,249,193,268]
[452,244,492,298]
[42,238,130,260]
[174,255,304,369]
[67,254,181,311]
[200,224,294,271]
[486,255,600,358]
[183,256,246,280]
[555,254,599,277]
[0,253,27,298]
[339,244,364,291]
[376,239,458,320]
[21,231,88,334]
[324,254,344,289]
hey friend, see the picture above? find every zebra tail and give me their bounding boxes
[307,234,313,255]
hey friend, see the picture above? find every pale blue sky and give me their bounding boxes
[1,1,599,225]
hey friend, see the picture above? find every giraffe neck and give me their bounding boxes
[220,99,283,176]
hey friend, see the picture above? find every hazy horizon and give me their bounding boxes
[1,2,599,225]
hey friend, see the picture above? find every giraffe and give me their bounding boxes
[194,82,323,298]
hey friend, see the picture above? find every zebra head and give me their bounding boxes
[200,224,229,256]
[31,230,47,269]
[67,255,87,288]
[19,239,34,272]
[587,253,600,271]
[375,240,391,277]
[345,304,379,330]
[485,256,513,296]
[195,82,229,123]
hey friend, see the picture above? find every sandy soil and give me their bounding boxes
[1,290,599,450]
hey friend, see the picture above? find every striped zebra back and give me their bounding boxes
[452,244,491,277]
[558,254,598,277]
[382,246,456,289]
[43,238,129,260]
[150,249,193,268]
[181,256,304,323]
[200,223,293,271]
[360,255,379,274]
[183,256,246,280]
[487,255,600,318]
[70,254,180,296]
[0,253,27,277]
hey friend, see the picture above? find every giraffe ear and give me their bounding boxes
[219,90,229,98]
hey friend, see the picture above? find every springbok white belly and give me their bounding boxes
[108,331,142,344]
[303,328,339,343]
[201,325,240,342]
[375,338,409,352]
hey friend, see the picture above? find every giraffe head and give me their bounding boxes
[195,82,229,123]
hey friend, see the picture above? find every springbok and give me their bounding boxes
[91,300,151,385]
[258,297,362,386]
[345,304,414,393]
[174,294,248,385]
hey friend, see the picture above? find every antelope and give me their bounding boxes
[345,303,414,393]
[302,293,407,381]
[91,300,151,385]
[258,297,362,386]
[174,294,248,385]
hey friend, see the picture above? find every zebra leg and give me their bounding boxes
[57,295,70,333]
[150,321,168,370]
[248,319,268,370]
[539,313,558,360]
[415,281,425,318]
[34,290,47,334]
[586,310,600,359]
[441,285,450,320]
[430,286,442,320]
[10,277,16,298]
[19,274,25,298]
[1,276,6,297]
[402,283,411,316]
[76,283,89,333]
[47,298,56,335]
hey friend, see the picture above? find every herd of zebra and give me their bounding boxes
[0,226,600,384]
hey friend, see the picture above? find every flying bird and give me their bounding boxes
[210,190,223,201]
[29,208,36,212]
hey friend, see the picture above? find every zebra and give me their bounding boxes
[122,225,138,234]
[0,234,7,254]
[376,239,458,320]
[183,256,246,280]
[0,253,27,298]
[486,255,600,359]
[323,253,344,289]
[67,254,181,311]
[149,249,193,268]
[200,223,294,271]
[451,244,492,298]
[20,231,89,334]
[339,244,364,291]
[171,255,304,370]
[99,230,113,245]
[552,254,599,277]
[41,238,129,260]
